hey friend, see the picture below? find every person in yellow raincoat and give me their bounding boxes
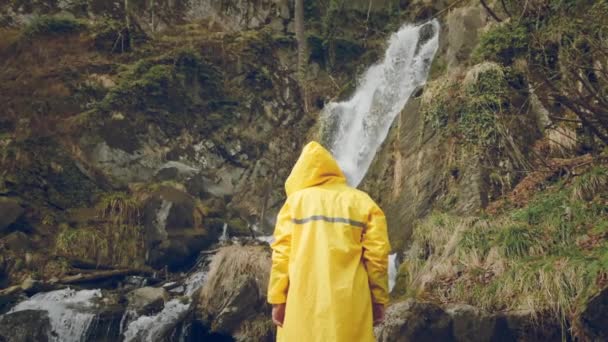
[267,141,391,342]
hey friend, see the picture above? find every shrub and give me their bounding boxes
[473,21,529,65]
[572,166,608,201]
[23,15,84,38]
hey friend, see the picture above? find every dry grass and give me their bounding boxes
[96,192,141,226]
[572,166,608,202]
[55,223,145,267]
[200,245,271,310]
[395,172,608,332]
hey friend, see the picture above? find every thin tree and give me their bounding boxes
[295,0,309,113]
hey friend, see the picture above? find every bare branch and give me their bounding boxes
[480,0,502,22]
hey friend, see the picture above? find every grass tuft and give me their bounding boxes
[394,169,608,332]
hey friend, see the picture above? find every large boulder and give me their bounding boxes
[445,304,497,342]
[375,300,453,342]
[445,6,489,69]
[0,309,51,342]
[0,198,24,235]
[127,287,169,316]
[196,245,273,342]
[579,288,608,340]
[143,186,221,270]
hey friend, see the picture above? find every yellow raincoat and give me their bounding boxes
[268,141,390,342]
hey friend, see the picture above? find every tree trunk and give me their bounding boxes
[295,0,309,113]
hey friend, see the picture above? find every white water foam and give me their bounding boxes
[123,299,191,342]
[8,288,102,342]
[388,253,398,292]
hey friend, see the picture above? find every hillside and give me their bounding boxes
[0,0,607,341]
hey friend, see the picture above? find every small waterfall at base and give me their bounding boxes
[122,259,210,342]
[8,288,102,342]
[388,253,398,292]
[323,20,440,187]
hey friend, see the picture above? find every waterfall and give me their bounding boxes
[123,299,191,342]
[388,253,398,292]
[8,288,102,342]
[323,20,440,186]
[122,260,209,341]
[219,223,229,242]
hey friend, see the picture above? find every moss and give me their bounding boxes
[227,217,252,238]
[98,48,226,133]
[457,68,509,146]
[23,15,85,38]
[473,21,529,65]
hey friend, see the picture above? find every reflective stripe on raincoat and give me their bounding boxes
[268,141,390,342]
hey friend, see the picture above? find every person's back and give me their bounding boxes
[268,141,390,342]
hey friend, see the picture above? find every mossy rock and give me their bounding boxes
[7,138,99,209]
[98,48,227,134]
[227,218,252,238]
[472,21,529,65]
[22,14,85,38]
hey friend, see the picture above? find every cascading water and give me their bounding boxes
[388,253,398,291]
[8,288,102,342]
[122,258,210,341]
[323,20,440,186]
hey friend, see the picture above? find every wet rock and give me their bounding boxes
[196,245,273,342]
[446,6,488,69]
[0,309,51,342]
[127,287,169,316]
[580,287,608,340]
[375,300,453,342]
[497,310,563,342]
[0,198,24,235]
[143,187,221,270]
[445,304,496,342]
[2,232,30,251]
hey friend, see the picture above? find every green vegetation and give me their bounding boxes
[96,192,141,226]
[99,48,225,124]
[422,66,512,148]
[473,21,529,65]
[23,15,85,38]
[55,224,145,267]
[56,191,145,267]
[395,166,608,329]
[457,67,509,147]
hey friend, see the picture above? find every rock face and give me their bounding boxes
[196,244,273,342]
[445,6,488,69]
[375,300,565,342]
[127,287,169,316]
[579,287,608,340]
[143,187,219,270]
[0,309,51,342]
[376,300,452,342]
[445,304,497,342]
[0,198,24,235]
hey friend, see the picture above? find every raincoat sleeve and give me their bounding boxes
[268,202,292,304]
[362,203,390,305]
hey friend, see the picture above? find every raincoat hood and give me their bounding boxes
[285,141,346,196]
